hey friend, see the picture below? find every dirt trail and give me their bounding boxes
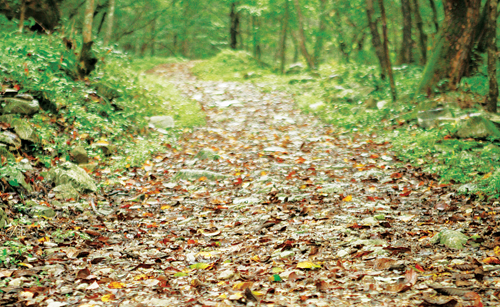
[2,64,492,307]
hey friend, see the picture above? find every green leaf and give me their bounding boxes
[174,272,188,277]
[190,263,210,270]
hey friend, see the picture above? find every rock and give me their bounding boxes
[28,205,56,218]
[174,169,228,181]
[0,207,7,228]
[15,93,34,100]
[0,97,40,115]
[218,269,235,280]
[7,169,32,192]
[91,141,115,156]
[2,88,18,97]
[318,183,348,194]
[0,144,14,161]
[286,63,305,75]
[263,146,288,153]
[289,77,316,85]
[53,183,80,200]
[0,131,21,149]
[47,162,97,193]
[70,146,89,164]
[244,72,261,79]
[431,229,468,249]
[455,114,500,139]
[417,108,454,129]
[309,102,325,111]
[149,116,175,129]
[94,82,120,101]
[377,100,390,110]
[195,148,220,160]
[11,119,38,143]
[364,97,377,109]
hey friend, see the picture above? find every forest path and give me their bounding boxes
[131,63,485,306]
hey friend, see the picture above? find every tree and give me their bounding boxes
[104,0,115,46]
[412,0,427,64]
[279,0,290,74]
[0,0,61,32]
[292,0,316,70]
[487,0,498,113]
[378,0,396,101]
[366,0,387,78]
[78,0,98,78]
[417,0,481,93]
[313,0,328,66]
[399,0,412,64]
[230,1,240,49]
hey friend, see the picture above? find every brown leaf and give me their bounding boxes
[244,287,258,302]
[421,294,458,307]
[85,230,101,237]
[315,280,331,292]
[430,284,471,296]
[373,258,395,270]
[464,292,483,307]
[76,268,91,279]
[386,282,411,293]
[404,268,418,285]
[288,272,305,282]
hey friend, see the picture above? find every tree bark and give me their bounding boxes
[428,0,439,32]
[292,0,316,70]
[412,0,427,64]
[252,15,261,60]
[18,0,26,34]
[313,0,327,66]
[0,0,61,32]
[416,0,481,93]
[378,0,397,101]
[366,0,387,78]
[104,0,115,46]
[78,0,97,78]
[230,2,240,49]
[487,0,498,113]
[279,0,290,74]
[399,0,412,64]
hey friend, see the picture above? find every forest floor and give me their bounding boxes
[2,63,498,307]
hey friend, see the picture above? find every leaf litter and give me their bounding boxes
[1,63,499,306]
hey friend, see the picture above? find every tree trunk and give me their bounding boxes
[428,0,439,32]
[230,2,240,50]
[291,31,299,62]
[151,17,156,56]
[313,0,327,66]
[0,0,61,32]
[378,0,397,101]
[103,0,115,46]
[475,0,491,54]
[78,0,97,78]
[279,0,290,74]
[252,16,261,60]
[366,0,387,78]
[18,0,26,34]
[399,0,412,64]
[487,0,498,113]
[292,0,316,70]
[412,0,427,64]
[416,0,481,93]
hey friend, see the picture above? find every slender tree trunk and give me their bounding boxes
[313,0,327,66]
[292,0,316,70]
[412,0,427,64]
[82,0,94,44]
[291,32,299,62]
[18,0,25,34]
[366,0,387,78]
[279,0,290,74]
[104,0,115,45]
[475,0,491,54]
[416,0,481,93]
[487,0,498,113]
[428,0,439,32]
[252,16,261,60]
[378,0,397,101]
[78,0,97,78]
[97,11,106,34]
[230,2,240,49]
[151,17,156,56]
[399,0,412,64]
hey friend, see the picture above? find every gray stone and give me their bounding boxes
[29,205,56,218]
[0,144,14,161]
[91,142,115,156]
[377,100,390,110]
[0,98,40,115]
[47,162,97,193]
[431,229,469,249]
[417,108,453,129]
[53,183,80,200]
[8,170,32,192]
[0,131,21,149]
[11,119,38,143]
[364,97,377,109]
[149,116,175,129]
[70,146,89,164]
[455,114,500,139]
[195,148,220,160]
[174,169,228,181]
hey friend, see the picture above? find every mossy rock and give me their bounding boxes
[0,98,40,115]
[0,131,21,149]
[0,144,14,161]
[70,146,89,164]
[0,207,7,228]
[7,169,32,192]
[53,183,80,200]
[431,229,469,249]
[11,119,39,143]
[195,148,220,160]
[47,162,97,193]
[455,114,500,139]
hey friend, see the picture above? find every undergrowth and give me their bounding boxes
[0,17,204,187]
[192,49,500,198]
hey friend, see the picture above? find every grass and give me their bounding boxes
[192,49,500,198]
